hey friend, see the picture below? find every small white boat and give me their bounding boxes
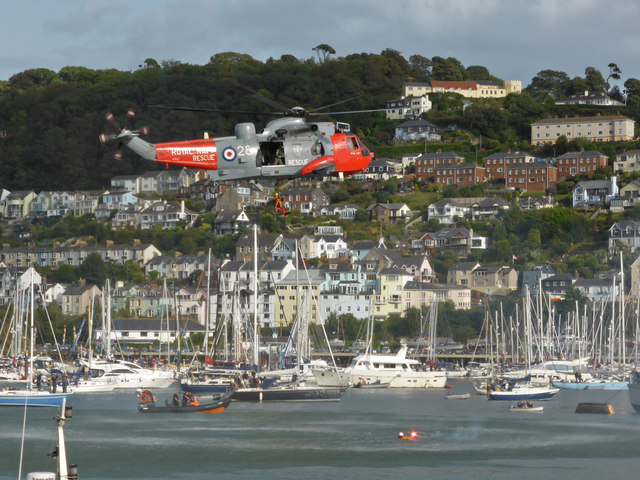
[446,393,471,400]
[510,405,544,412]
[510,401,544,413]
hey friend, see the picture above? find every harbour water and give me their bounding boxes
[2,381,638,480]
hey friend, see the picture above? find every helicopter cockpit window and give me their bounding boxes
[347,136,359,151]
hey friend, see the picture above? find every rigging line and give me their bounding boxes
[38,288,64,363]
[18,392,28,480]
[0,301,12,355]
[298,246,340,370]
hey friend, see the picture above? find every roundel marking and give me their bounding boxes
[222,147,237,162]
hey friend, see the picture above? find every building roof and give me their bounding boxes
[484,151,533,160]
[557,150,608,160]
[533,115,632,126]
[449,262,480,272]
[417,151,464,160]
[395,119,438,129]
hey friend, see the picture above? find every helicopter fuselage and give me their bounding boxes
[120,117,373,182]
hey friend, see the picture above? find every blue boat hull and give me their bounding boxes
[488,388,559,401]
[231,387,345,402]
[0,392,71,407]
[553,381,628,390]
[180,384,233,394]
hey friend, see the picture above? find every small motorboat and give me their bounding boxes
[509,400,543,413]
[353,379,390,389]
[137,390,231,414]
[446,393,471,400]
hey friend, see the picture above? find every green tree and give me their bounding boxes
[77,253,108,286]
[492,239,513,263]
[260,213,280,233]
[606,62,622,91]
[52,264,78,284]
[527,69,570,98]
[408,55,431,81]
[584,67,606,92]
[526,228,541,250]
[313,44,336,64]
[431,56,465,81]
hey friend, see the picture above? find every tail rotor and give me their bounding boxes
[99,109,149,159]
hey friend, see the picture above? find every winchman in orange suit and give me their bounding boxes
[272,192,290,215]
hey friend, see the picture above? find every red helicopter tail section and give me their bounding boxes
[155,139,218,170]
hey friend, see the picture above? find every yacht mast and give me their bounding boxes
[252,224,259,369]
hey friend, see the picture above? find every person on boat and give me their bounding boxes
[36,373,42,391]
[51,374,58,393]
[173,392,180,406]
[182,391,191,406]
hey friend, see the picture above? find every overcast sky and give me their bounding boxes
[1,0,637,89]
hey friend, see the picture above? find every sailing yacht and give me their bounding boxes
[0,270,71,407]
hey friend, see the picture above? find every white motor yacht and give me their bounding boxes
[83,359,177,389]
[343,346,447,389]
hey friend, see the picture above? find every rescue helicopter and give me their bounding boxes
[100,87,382,183]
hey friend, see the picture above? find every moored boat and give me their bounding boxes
[487,384,559,401]
[344,346,446,389]
[230,384,345,402]
[0,388,71,407]
[553,379,628,390]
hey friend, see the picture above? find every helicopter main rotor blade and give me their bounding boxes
[310,94,363,113]
[148,105,282,116]
[308,108,388,116]
[222,78,293,115]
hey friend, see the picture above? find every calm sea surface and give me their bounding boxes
[1,381,638,480]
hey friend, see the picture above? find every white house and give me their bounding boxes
[427,199,469,224]
[572,177,618,208]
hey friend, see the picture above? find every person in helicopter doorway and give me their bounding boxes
[173,391,180,406]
